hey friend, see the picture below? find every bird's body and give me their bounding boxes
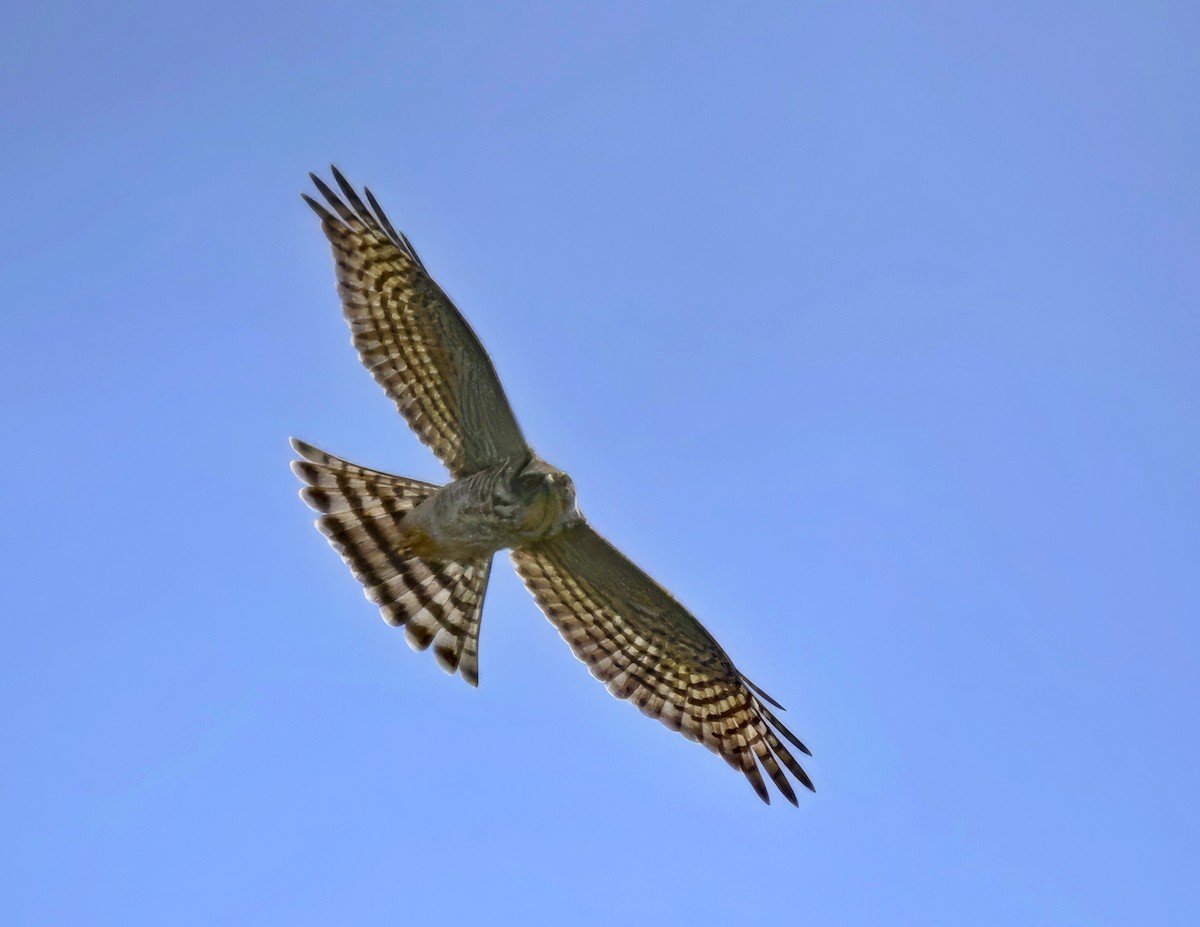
[393,456,581,561]
[292,168,815,804]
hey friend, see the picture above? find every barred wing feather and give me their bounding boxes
[303,168,530,478]
[512,523,813,804]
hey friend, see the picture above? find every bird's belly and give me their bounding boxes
[407,497,568,563]
[402,512,504,561]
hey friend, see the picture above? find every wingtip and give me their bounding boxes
[301,193,336,225]
[309,172,338,202]
[746,767,771,805]
[742,675,786,710]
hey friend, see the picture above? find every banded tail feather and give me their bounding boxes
[290,438,493,686]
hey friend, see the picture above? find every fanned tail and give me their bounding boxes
[289,438,493,686]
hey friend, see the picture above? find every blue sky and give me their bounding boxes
[3,1,1198,923]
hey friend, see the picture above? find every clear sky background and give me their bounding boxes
[3,2,1197,924]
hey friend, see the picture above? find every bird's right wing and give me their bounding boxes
[511,523,814,805]
[304,168,530,478]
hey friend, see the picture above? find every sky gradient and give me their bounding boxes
[3,2,1198,924]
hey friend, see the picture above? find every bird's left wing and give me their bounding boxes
[304,168,530,478]
[511,523,814,805]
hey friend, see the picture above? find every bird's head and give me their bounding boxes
[516,455,582,535]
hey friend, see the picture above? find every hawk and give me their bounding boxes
[292,168,815,804]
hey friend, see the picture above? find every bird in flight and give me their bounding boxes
[292,168,814,804]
